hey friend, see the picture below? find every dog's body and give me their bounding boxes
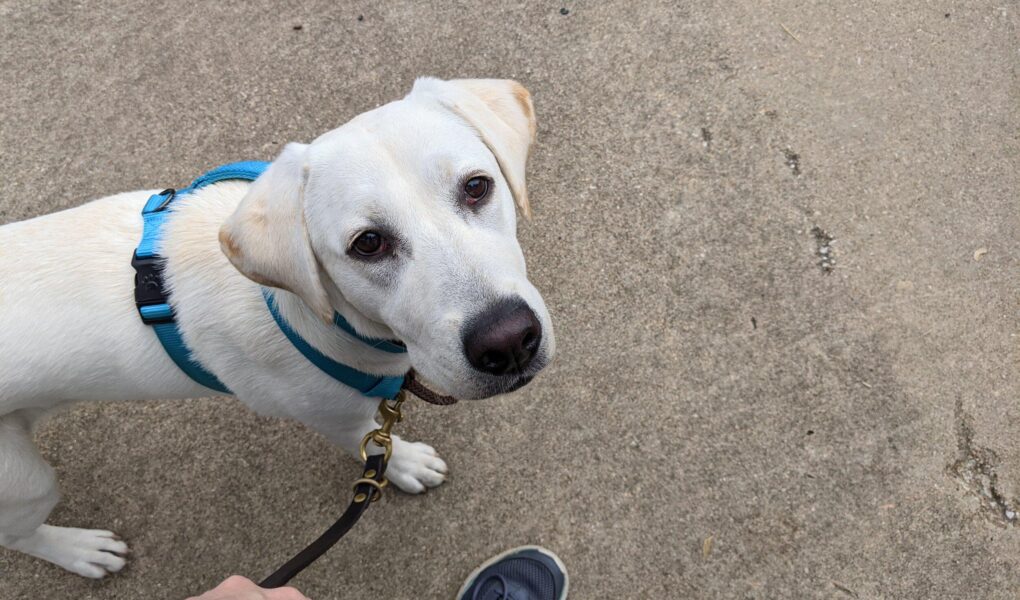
[0,78,553,578]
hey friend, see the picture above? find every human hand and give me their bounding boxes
[186,575,310,600]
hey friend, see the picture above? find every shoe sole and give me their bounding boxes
[454,544,569,600]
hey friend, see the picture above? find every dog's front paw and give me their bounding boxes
[9,525,129,579]
[385,437,448,494]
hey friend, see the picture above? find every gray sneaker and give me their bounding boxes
[456,545,568,600]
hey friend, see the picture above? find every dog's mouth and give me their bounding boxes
[498,374,534,395]
[411,344,549,400]
[413,370,537,401]
[472,369,540,400]
[510,373,535,391]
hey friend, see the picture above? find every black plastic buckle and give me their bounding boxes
[131,251,173,324]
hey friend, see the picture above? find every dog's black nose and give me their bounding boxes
[463,298,542,375]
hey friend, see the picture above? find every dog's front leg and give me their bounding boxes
[303,410,449,495]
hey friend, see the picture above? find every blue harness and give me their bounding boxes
[131,162,406,399]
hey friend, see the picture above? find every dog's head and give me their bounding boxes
[219,78,553,399]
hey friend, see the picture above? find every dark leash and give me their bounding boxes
[258,372,457,589]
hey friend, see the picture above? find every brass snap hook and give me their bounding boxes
[358,394,404,462]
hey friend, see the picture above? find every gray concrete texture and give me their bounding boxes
[1,1,1017,598]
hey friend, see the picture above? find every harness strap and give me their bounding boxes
[151,320,231,393]
[330,311,407,354]
[133,163,271,393]
[262,290,406,399]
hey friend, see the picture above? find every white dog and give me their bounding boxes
[0,78,554,578]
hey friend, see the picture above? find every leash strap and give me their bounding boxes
[258,381,456,588]
[259,453,387,589]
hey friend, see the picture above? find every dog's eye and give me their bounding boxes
[463,176,490,205]
[351,231,388,257]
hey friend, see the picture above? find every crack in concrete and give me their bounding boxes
[949,398,1017,526]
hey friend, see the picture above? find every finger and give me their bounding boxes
[218,575,259,592]
[266,586,311,600]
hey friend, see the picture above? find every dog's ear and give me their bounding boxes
[219,143,333,322]
[412,77,537,219]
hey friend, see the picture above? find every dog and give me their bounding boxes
[0,77,554,578]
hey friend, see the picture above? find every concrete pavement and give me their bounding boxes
[1,1,1017,598]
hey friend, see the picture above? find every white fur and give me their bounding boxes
[0,78,553,577]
